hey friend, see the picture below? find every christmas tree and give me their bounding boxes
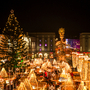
[2,9,27,69]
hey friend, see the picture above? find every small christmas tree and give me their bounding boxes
[2,9,27,70]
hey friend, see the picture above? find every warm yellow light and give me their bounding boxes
[32,86,36,89]
[66,54,70,57]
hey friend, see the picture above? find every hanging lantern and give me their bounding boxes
[81,60,88,80]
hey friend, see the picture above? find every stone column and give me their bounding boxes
[80,36,82,52]
[53,37,55,51]
[48,35,50,51]
[82,35,85,52]
[42,35,44,51]
[37,36,39,51]
[88,35,90,52]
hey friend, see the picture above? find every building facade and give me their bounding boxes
[80,33,90,52]
[27,32,55,59]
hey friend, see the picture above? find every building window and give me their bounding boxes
[45,40,47,42]
[45,44,47,47]
[51,49,52,51]
[51,44,52,47]
[39,44,42,47]
[39,48,41,51]
[51,40,52,42]
[39,40,41,42]
[45,49,47,51]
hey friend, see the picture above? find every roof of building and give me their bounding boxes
[28,32,55,35]
[80,32,90,35]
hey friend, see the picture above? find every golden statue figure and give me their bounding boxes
[56,28,66,62]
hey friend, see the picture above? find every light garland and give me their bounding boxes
[72,52,77,68]
[77,54,84,72]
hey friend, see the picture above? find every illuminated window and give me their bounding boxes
[45,44,47,46]
[51,49,52,51]
[45,40,47,42]
[45,49,47,51]
[39,44,42,47]
[39,48,41,51]
[39,40,41,42]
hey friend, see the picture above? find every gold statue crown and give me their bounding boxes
[10,9,14,14]
[58,28,65,34]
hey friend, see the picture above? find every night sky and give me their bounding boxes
[0,1,90,39]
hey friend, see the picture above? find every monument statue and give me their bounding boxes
[56,28,66,62]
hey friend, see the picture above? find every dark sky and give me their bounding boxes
[0,1,90,38]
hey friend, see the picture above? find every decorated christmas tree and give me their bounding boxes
[2,9,27,69]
